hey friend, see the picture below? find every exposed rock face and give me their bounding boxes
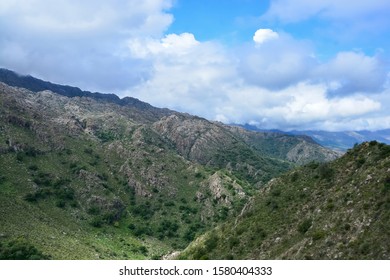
[153,114,233,164]
[0,69,344,260]
[227,125,340,165]
[286,142,340,165]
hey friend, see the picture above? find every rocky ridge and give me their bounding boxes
[0,69,340,259]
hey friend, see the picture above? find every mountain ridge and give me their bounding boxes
[0,69,340,259]
[238,123,390,151]
[179,141,390,259]
[0,68,172,114]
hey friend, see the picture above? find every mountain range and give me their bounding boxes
[0,68,388,260]
[239,124,390,152]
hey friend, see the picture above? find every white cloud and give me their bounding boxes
[239,33,316,89]
[313,52,388,95]
[1,1,389,132]
[126,33,387,131]
[263,0,390,22]
[253,29,279,44]
[211,82,382,131]
[128,33,200,58]
[126,33,235,116]
[0,0,174,91]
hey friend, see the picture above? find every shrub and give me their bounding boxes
[28,165,39,171]
[24,193,38,202]
[369,140,378,146]
[312,230,326,241]
[298,218,312,234]
[204,232,219,251]
[91,217,104,228]
[307,162,319,169]
[55,200,66,208]
[318,163,334,180]
[0,238,50,260]
[356,157,366,167]
[291,172,299,182]
[16,152,24,161]
[84,148,93,155]
[139,246,148,255]
[383,177,390,192]
[271,188,281,197]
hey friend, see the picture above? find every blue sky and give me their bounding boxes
[167,0,269,43]
[1,0,390,131]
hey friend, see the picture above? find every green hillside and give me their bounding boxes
[179,141,390,260]
[0,73,340,259]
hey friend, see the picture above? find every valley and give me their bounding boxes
[0,69,387,260]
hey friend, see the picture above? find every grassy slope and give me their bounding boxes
[0,83,339,259]
[179,141,390,260]
[0,88,256,259]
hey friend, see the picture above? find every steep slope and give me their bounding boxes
[227,126,340,165]
[179,141,390,259]
[0,69,339,259]
[152,115,294,185]
[0,82,253,259]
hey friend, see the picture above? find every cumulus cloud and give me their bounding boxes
[0,0,174,92]
[126,31,387,131]
[128,33,200,58]
[1,1,389,131]
[313,52,388,95]
[253,29,279,44]
[126,33,235,116]
[239,33,316,89]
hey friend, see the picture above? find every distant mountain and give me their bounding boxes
[179,141,390,259]
[288,130,390,151]
[0,69,338,259]
[239,124,390,151]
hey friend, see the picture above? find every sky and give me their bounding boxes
[1,0,390,131]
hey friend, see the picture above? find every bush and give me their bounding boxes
[312,230,326,241]
[55,200,66,208]
[298,218,312,234]
[24,193,38,202]
[356,157,366,167]
[204,232,219,251]
[84,148,93,155]
[271,188,281,197]
[0,238,50,260]
[291,172,299,182]
[28,165,39,171]
[91,217,104,228]
[383,177,390,192]
[139,246,148,255]
[318,163,334,180]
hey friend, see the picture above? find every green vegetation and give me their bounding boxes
[180,142,390,259]
[0,78,344,259]
[0,237,50,260]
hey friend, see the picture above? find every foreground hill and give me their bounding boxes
[179,141,390,259]
[0,69,338,259]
